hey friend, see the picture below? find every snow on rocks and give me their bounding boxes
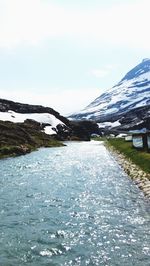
[44,126,57,135]
[0,110,63,135]
[98,120,121,128]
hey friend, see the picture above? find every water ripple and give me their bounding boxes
[0,141,149,266]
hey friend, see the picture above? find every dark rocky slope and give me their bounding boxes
[0,119,65,158]
[0,98,99,158]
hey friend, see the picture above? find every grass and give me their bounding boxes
[91,136,106,141]
[106,138,150,174]
[0,140,65,159]
[0,144,36,159]
[0,120,65,159]
[43,139,65,148]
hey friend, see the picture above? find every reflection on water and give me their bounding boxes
[0,141,149,265]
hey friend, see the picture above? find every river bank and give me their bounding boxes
[105,142,150,199]
[0,120,65,159]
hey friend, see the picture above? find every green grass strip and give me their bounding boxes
[106,138,150,174]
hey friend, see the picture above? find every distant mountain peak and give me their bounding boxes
[121,58,150,82]
[70,58,150,122]
[142,58,150,63]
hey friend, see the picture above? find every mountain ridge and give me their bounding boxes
[70,59,150,127]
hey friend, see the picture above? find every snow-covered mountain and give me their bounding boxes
[71,59,150,123]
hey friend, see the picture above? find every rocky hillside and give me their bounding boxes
[0,119,65,158]
[70,59,150,131]
[0,98,69,126]
[0,98,99,158]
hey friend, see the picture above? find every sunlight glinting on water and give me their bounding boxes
[0,141,149,266]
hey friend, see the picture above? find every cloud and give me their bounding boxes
[91,69,109,78]
[0,87,101,115]
[0,0,150,50]
[0,0,67,47]
[91,64,118,78]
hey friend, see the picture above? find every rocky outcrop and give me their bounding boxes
[118,105,150,131]
[98,105,150,135]
[0,99,100,158]
[69,120,100,141]
[0,119,64,158]
[0,98,70,126]
[0,98,100,141]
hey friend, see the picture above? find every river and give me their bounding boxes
[0,141,149,266]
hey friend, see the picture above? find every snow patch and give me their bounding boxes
[0,110,64,135]
[44,126,57,135]
[98,120,121,128]
[0,110,63,125]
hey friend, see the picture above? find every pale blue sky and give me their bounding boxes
[0,0,149,114]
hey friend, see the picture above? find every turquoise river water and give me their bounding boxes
[0,141,150,266]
